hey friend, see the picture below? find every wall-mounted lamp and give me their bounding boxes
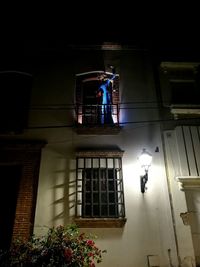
[139,149,152,193]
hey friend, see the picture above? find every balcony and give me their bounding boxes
[74,104,122,135]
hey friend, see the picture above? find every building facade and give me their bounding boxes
[0,41,200,267]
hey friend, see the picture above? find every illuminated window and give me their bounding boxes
[75,71,120,126]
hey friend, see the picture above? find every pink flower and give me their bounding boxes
[86,240,95,246]
[89,261,95,267]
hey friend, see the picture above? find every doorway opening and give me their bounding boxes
[0,165,22,249]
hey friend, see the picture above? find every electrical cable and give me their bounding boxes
[27,116,200,129]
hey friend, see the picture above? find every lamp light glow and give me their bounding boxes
[139,149,152,193]
[139,149,152,171]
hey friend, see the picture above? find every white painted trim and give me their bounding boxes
[176,177,200,191]
[171,107,200,115]
[160,62,200,69]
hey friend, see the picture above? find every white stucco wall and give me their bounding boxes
[31,48,180,266]
[164,126,200,266]
[33,126,179,267]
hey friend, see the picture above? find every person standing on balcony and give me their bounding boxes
[97,66,116,124]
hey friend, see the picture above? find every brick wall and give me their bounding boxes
[0,141,46,241]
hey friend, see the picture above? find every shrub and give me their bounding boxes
[0,224,106,267]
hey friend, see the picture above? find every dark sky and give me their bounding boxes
[0,4,200,61]
[1,2,198,44]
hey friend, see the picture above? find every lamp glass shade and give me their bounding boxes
[139,149,152,170]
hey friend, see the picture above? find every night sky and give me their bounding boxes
[0,4,200,62]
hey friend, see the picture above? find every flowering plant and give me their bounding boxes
[0,224,106,267]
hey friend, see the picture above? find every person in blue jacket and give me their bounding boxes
[97,67,116,124]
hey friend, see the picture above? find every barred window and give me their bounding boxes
[75,151,126,222]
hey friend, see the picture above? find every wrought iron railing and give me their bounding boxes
[76,104,120,125]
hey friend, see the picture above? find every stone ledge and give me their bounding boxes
[74,218,127,228]
[75,150,124,157]
[74,125,123,135]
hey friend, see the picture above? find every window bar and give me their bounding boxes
[113,157,118,217]
[106,158,109,217]
[98,157,101,217]
[80,104,83,124]
[95,105,97,124]
[111,104,113,124]
[111,104,114,123]
[83,157,86,217]
[92,105,95,124]
[106,167,108,213]
[76,104,78,124]
[90,105,93,124]
[101,105,103,124]
[119,158,125,217]
[91,158,94,217]
[75,158,78,217]
[103,104,106,124]
[87,105,89,124]
[93,105,95,124]
[117,104,119,125]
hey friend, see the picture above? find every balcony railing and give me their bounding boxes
[76,104,120,126]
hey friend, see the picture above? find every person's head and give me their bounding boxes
[98,74,106,81]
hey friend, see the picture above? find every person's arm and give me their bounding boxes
[105,73,116,86]
[110,73,116,81]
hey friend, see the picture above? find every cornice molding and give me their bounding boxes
[176,177,200,191]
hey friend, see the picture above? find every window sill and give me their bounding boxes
[74,218,127,228]
[74,124,123,135]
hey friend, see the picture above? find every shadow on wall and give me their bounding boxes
[51,157,73,225]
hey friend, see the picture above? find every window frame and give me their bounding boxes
[160,62,200,106]
[74,150,127,228]
[75,71,121,134]
[82,167,119,218]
